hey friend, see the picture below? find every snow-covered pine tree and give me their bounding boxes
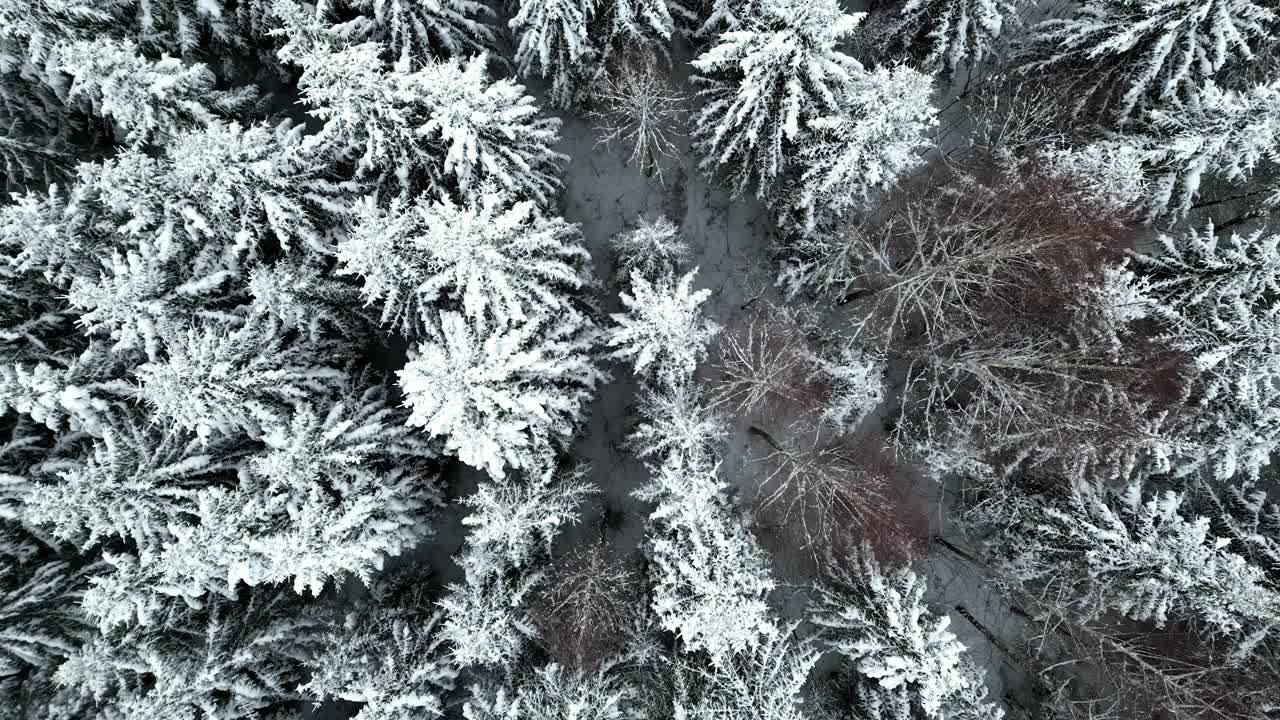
[0,342,136,434]
[156,384,443,596]
[1213,485,1280,571]
[118,0,249,56]
[456,466,593,578]
[0,664,97,720]
[158,120,351,257]
[303,602,458,719]
[811,549,1002,720]
[1126,80,1280,217]
[1132,224,1280,480]
[0,0,114,77]
[413,52,566,205]
[134,316,345,441]
[628,382,726,466]
[59,39,256,146]
[509,0,599,108]
[440,466,591,667]
[24,417,237,555]
[790,64,936,231]
[0,0,114,184]
[648,507,775,663]
[56,588,327,718]
[612,259,775,664]
[695,0,759,37]
[691,0,864,198]
[1039,141,1150,212]
[339,190,590,335]
[330,0,497,61]
[603,0,695,50]
[0,84,80,191]
[987,483,1280,643]
[66,243,239,363]
[0,522,94,676]
[465,662,641,720]
[609,215,690,281]
[0,414,51,516]
[635,439,775,663]
[872,0,1022,77]
[248,260,375,343]
[671,623,817,720]
[399,311,604,478]
[607,269,718,390]
[58,120,349,346]
[439,569,539,667]
[0,198,79,364]
[1016,0,1277,120]
[292,42,566,203]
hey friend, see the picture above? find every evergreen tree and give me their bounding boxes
[294,42,565,202]
[158,385,443,596]
[639,454,776,663]
[456,466,593,578]
[303,601,458,719]
[0,523,94,676]
[439,569,539,667]
[247,260,375,343]
[1133,224,1280,480]
[607,269,718,391]
[0,342,135,434]
[1039,141,1150,211]
[873,0,1022,77]
[604,0,694,50]
[158,120,351,257]
[0,85,78,191]
[0,196,79,363]
[465,662,642,720]
[59,39,255,146]
[412,53,566,205]
[815,344,886,433]
[509,0,598,108]
[66,243,238,362]
[0,181,105,293]
[691,0,864,198]
[988,483,1280,643]
[811,550,1001,720]
[399,311,604,478]
[1017,0,1277,119]
[1127,80,1280,217]
[0,0,111,189]
[609,215,690,282]
[24,418,234,554]
[441,464,590,668]
[672,623,817,720]
[332,0,497,61]
[628,383,726,465]
[134,317,345,441]
[790,64,936,231]
[695,0,759,36]
[55,589,327,718]
[339,191,590,335]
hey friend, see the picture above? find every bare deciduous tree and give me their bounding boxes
[588,49,688,183]
[710,303,828,423]
[529,542,640,673]
[750,428,914,563]
[784,164,1193,483]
